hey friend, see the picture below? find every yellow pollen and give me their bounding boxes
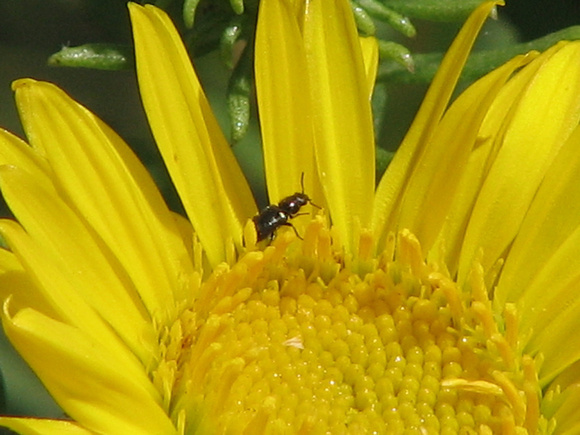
[153,222,549,434]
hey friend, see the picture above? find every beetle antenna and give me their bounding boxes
[301,172,321,209]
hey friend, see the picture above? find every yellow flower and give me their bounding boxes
[1,0,580,433]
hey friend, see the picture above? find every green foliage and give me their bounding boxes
[379,26,580,84]
[45,0,580,162]
[48,44,133,70]
[380,0,484,22]
[228,44,253,144]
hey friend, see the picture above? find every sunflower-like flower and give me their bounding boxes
[1,0,580,433]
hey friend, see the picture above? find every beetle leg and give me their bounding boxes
[282,222,303,240]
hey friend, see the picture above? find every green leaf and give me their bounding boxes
[220,16,245,69]
[229,0,244,15]
[183,0,202,28]
[48,44,133,70]
[185,2,238,58]
[378,26,580,84]
[378,41,414,71]
[357,0,416,37]
[228,46,253,143]
[352,2,376,36]
[372,82,388,141]
[381,0,483,22]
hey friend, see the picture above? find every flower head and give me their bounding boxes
[1,0,580,433]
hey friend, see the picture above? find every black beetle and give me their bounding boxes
[253,174,319,241]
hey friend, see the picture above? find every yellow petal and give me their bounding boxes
[0,219,149,370]
[2,305,175,435]
[255,0,318,205]
[526,282,580,383]
[430,50,547,275]
[495,128,580,381]
[546,366,580,433]
[0,244,22,274]
[372,1,502,247]
[359,36,379,99]
[398,53,533,259]
[303,0,375,251]
[0,128,50,182]
[457,41,580,281]
[0,417,93,435]
[0,165,153,361]
[497,125,580,306]
[0,241,58,319]
[513,228,580,341]
[129,3,256,266]
[13,79,194,320]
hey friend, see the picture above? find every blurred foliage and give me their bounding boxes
[41,0,580,146]
[0,367,5,413]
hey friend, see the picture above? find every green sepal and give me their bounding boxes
[228,46,253,143]
[357,0,416,37]
[378,26,580,84]
[352,2,376,36]
[48,44,133,70]
[381,0,483,22]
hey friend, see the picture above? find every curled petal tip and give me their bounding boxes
[11,78,36,91]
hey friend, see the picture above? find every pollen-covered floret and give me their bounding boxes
[154,222,546,434]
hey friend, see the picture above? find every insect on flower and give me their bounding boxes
[253,173,320,242]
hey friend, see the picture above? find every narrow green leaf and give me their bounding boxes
[357,0,416,37]
[372,82,388,139]
[352,2,376,36]
[48,44,133,70]
[381,0,483,22]
[220,16,245,69]
[379,26,580,84]
[228,47,253,143]
[378,41,414,71]
[186,3,237,58]
[229,0,244,15]
[183,0,201,28]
